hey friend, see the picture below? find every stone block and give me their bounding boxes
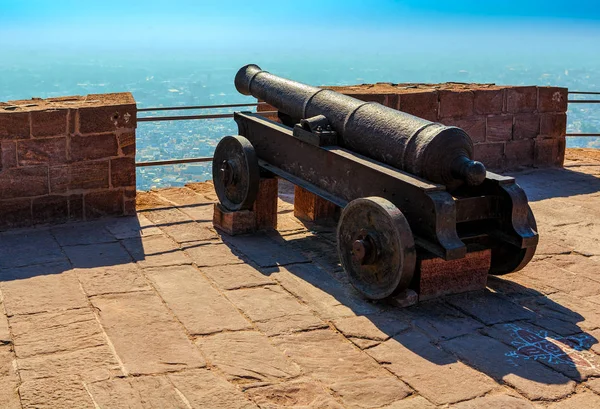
[70,160,109,190]
[213,204,256,235]
[417,249,490,301]
[513,113,540,140]
[0,111,29,139]
[76,264,149,296]
[78,102,137,134]
[445,290,535,325]
[123,234,192,268]
[506,86,537,113]
[440,116,486,143]
[534,138,561,167]
[31,109,68,137]
[0,141,17,170]
[0,198,32,229]
[504,139,535,169]
[398,91,438,122]
[17,137,67,166]
[68,108,77,134]
[540,112,567,138]
[538,86,568,113]
[0,166,49,199]
[201,263,273,291]
[246,379,342,409]
[145,265,251,335]
[85,189,124,218]
[0,230,65,269]
[19,376,96,409]
[349,93,387,104]
[438,90,473,119]
[110,157,135,188]
[31,195,69,224]
[91,291,205,375]
[116,129,136,156]
[294,185,337,222]
[486,114,513,141]
[123,188,136,215]
[68,194,84,220]
[253,177,278,230]
[473,88,504,114]
[183,242,245,267]
[70,133,119,161]
[473,142,504,170]
[386,93,400,109]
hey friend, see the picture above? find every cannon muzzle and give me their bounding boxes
[235,64,486,189]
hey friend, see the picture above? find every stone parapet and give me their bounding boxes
[0,93,137,229]
[258,82,568,172]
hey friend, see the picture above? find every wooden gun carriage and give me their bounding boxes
[212,64,538,301]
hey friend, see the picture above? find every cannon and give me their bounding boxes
[212,64,538,300]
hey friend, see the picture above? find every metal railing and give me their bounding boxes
[135,91,600,167]
[135,102,277,167]
[566,91,600,138]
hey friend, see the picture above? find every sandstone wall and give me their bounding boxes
[0,93,137,229]
[259,83,568,172]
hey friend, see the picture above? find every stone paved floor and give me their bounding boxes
[0,149,599,408]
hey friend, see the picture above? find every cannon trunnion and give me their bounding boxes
[212,65,538,301]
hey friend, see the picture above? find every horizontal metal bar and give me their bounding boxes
[136,157,213,167]
[138,111,277,122]
[568,91,600,95]
[568,100,600,103]
[565,134,600,137]
[138,102,266,112]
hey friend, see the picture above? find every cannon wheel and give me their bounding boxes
[212,135,260,211]
[489,205,537,275]
[337,197,416,300]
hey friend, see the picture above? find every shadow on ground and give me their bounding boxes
[513,166,600,202]
[217,226,599,391]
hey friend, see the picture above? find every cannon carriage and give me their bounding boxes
[212,64,538,301]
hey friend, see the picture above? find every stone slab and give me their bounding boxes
[144,207,217,242]
[183,242,246,267]
[0,346,21,409]
[122,234,192,268]
[103,214,163,239]
[223,232,308,267]
[145,265,251,335]
[0,229,65,268]
[51,222,116,246]
[452,394,535,409]
[445,290,535,325]
[169,368,259,409]
[197,331,300,385]
[366,330,496,405]
[76,264,150,296]
[19,376,95,409]
[91,291,206,375]
[441,333,575,400]
[245,378,343,409]
[200,263,274,290]
[407,300,485,341]
[62,242,133,269]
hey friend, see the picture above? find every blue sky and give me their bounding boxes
[1,0,599,52]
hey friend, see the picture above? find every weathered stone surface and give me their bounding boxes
[253,177,278,230]
[63,242,132,269]
[91,291,206,375]
[452,394,535,409]
[245,378,342,409]
[17,137,67,165]
[255,313,327,337]
[473,142,505,169]
[487,114,513,141]
[0,111,30,139]
[10,307,105,358]
[69,160,110,189]
[506,86,537,113]
[197,331,300,384]
[76,264,150,296]
[17,344,122,382]
[88,375,188,408]
[122,234,192,268]
[1,272,87,316]
[445,291,535,325]
[380,396,436,409]
[200,263,273,290]
[223,232,308,267]
[30,109,68,137]
[407,301,484,341]
[0,346,20,409]
[104,214,162,239]
[0,197,32,229]
[144,207,217,242]
[145,265,251,335]
[438,89,474,118]
[0,229,64,268]
[271,263,384,320]
[332,314,410,341]
[169,368,259,409]
[51,221,116,246]
[441,333,575,400]
[183,242,246,267]
[273,329,411,408]
[213,204,257,236]
[474,88,504,115]
[293,185,337,223]
[0,306,10,344]
[546,391,600,408]
[226,285,315,323]
[367,330,496,405]
[31,195,69,224]
[85,189,124,218]
[19,376,95,409]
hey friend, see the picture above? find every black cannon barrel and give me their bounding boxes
[235,64,486,189]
